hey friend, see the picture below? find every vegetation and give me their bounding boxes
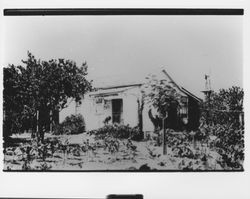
[143,74,181,118]
[209,123,244,169]
[199,86,244,169]
[54,114,86,135]
[3,52,92,142]
[142,74,183,131]
[89,123,142,141]
[201,86,244,126]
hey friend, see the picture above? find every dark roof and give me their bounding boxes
[162,69,202,102]
[180,87,202,102]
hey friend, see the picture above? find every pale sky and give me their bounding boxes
[3,15,243,98]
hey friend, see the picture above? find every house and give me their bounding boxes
[59,69,202,134]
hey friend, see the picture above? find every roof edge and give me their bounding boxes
[97,83,143,90]
[162,69,202,102]
[181,87,202,102]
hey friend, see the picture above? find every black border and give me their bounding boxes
[2,8,244,172]
[4,8,244,16]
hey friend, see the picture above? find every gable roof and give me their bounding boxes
[180,87,202,102]
[90,67,202,102]
[162,69,182,91]
[162,69,202,102]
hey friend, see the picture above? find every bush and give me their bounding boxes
[89,123,142,141]
[211,123,244,170]
[54,114,85,135]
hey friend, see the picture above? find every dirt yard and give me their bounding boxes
[3,132,224,171]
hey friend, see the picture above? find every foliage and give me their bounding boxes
[170,123,244,170]
[89,124,142,141]
[103,136,120,154]
[210,123,244,170]
[3,65,31,138]
[148,121,244,170]
[38,162,52,171]
[143,74,183,131]
[54,114,86,135]
[200,86,244,169]
[4,133,138,170]
[143,74,181,118]
[125,138,137,158]
[4,124,244,170]
[166,131,195,159]
[201,86,244,126]
[3,52,92,141]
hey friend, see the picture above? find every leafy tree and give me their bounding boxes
[3,65,24,139]
[3,52,92,142]
[219,86,244,112]
[201,86,244,126]
[143,74,181,130]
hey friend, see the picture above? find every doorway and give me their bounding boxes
[112,99,123,124]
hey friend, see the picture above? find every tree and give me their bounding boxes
[219,86,244,112]
[3,65,24,140]
[201,86,244,126]
[143,74,181,130]
[3,52,92,142]
[148,108,162,131]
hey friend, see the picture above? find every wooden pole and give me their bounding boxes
[163,117,167,155]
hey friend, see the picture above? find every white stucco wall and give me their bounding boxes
[59,99,77,123]
[142,103,155,132]
[78,95,100,131]
[59,88,158,132]
[122,88,139,127]
[59,86,146,131]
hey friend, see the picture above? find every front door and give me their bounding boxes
[112,99,123,124]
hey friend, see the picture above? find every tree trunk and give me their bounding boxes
[163,118,167,155]
[40,129,45,143]
[148,109,160,131]
[38,107,50,143]
[137,99,144,139]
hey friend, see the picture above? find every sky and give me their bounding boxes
[3,15,243,99]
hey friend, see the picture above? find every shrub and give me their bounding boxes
[89,123,142,141]
[54,114,85,135]
[211,124,244,170]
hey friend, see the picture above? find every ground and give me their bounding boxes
[3,132,224,171]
